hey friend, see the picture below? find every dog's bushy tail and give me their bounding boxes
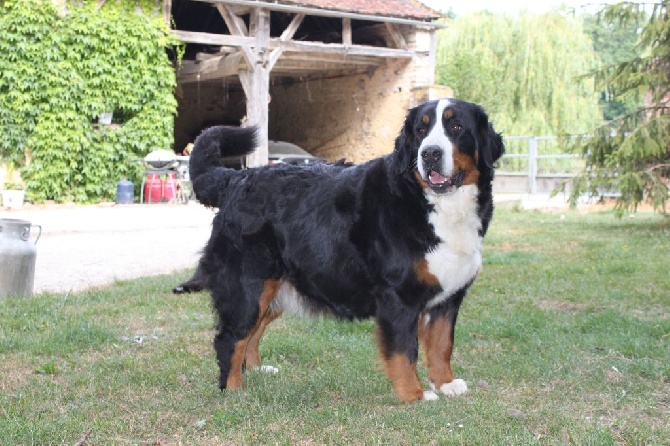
[189,126,258,207]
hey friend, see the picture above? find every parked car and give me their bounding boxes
[268,140,325,166]
[222,140,325,169]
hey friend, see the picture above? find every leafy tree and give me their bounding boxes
[435,12,602,136]
[563,1,669,216]
[0,0,178,203]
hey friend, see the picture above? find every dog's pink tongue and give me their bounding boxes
[429,171,447,184]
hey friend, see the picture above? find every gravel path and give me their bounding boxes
[1,193,569,296]
[2,202,216,295]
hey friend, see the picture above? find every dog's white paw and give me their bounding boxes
[423,390,439,401]
[254,365,279,374]
[439,379,468,396]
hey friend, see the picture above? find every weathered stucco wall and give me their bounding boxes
[268,59,412,163]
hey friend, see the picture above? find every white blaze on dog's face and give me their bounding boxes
[415,98,479,195]
[417,99,452,191]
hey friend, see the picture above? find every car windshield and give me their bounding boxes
[268,141,312,158]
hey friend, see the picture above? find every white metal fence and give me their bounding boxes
[494,136,583,194]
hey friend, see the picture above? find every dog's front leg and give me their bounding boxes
[376,292,437,403]
[418,298,468,397]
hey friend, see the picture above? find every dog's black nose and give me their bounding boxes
[421,146,442,162]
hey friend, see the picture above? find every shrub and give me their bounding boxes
[0,0,178,203]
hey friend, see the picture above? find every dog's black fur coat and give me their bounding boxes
[189,98,504,402]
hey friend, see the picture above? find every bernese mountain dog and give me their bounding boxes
[189,98,504,402]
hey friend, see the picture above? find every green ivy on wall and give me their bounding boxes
[0,0,178,203]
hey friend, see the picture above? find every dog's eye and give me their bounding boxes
[418,127,427,135]
[451,123,462,132]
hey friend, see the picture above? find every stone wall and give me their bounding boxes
[268,59,412,163]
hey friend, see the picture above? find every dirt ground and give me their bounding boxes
[1,202,216,295]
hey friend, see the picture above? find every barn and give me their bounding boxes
[169,0,447,165]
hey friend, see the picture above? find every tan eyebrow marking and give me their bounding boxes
[421,114,430,124]
[444,108,454,120]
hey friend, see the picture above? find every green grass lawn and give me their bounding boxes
[1,205,668,445]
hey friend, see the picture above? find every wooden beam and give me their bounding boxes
[281,13,305,41]
[271,67,365,78]
[172,30,417,58]
[385,23,409,51]
[276,38,416,58]
[342,18,352,46]
[195,47,237,60]
[176,49,386,82]
[215,4,257,67]
[272,60,374,73]
[252,6,270,58]
[173,30,253,46]
[177,53,245,82]
[279,52,385,65]
[217,3,248,35]
[268,13,304,71]
[228,5,251,15]
[193,47,384,70]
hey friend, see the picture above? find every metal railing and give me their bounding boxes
[495,136,583,194]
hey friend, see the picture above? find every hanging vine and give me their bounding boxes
[0,0,179,203]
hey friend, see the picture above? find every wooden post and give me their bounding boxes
[238,7,271,167]
[528,137,538,194]
[217,5,301,167]
[343,18,352,46]
[163,0,172,28]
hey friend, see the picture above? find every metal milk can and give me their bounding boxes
[0,218,41,298]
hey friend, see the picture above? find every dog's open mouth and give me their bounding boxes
[427,170,463,194]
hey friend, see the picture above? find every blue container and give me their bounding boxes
[116,180,134,204]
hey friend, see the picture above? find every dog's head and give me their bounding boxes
[394,98,504,195]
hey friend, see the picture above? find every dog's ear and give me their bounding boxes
[475,107,505,168]
[394,106,418,172]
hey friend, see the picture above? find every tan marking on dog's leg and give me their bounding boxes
[418,314,454,387]
[381,354,426,403]
[226,279,281,390]
[226,339,249,390]
[419,314,468,396]
[244,308,283,369]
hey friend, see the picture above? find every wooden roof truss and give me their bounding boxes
[171,0,438,165]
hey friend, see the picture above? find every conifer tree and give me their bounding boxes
[564,1,669,216]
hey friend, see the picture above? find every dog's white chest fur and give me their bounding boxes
[425,185,483,308]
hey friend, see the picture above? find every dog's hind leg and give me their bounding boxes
[215,278,282,390]
[244,306,283,371]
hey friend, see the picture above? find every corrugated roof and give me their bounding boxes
[268,0,442,21]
